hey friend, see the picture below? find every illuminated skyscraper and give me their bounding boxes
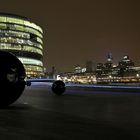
[119,55,134,68]
[105,53,113,69]
[0,13,44,78]
[107,52,113,63]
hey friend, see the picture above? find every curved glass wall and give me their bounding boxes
[0,13,44,78]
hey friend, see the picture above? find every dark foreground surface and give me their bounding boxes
[1,83,140,139]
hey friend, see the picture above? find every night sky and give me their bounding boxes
[0,0,140,72]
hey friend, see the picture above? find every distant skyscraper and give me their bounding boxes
[0,13,44,78]
[74,64,82,73]
[95,63,104,77]
[86,61,94,73]
[119,55,134,68]
[107,52,113,63]
[105,53,113,70]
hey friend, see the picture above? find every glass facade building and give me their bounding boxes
[0,13,44,78]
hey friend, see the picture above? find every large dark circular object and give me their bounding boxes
[52,80,66,95]
[0,50,26,107]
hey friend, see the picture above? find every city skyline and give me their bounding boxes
[0,0,140,72]
[70,53,136,72]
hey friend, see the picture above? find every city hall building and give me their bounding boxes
[0,13,44,78]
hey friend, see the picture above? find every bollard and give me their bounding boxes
[52,80,66,95]
[0,50,26,107]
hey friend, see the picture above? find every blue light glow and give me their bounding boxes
[66,83,140,89]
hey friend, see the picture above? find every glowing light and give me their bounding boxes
[18,57,43,66]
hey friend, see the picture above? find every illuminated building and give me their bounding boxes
[0,13,44,78]
[107,53,113,63]
[95,63,104,77]
[118,55,134,69]
[105,53,113,68]
[74,65,82,73]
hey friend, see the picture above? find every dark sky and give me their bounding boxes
[0,0,140,72]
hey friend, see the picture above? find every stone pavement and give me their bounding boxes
[0,83,140,139]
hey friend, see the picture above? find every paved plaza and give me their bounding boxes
[0,83,140,139]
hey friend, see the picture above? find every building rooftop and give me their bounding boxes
[0,12,28,20]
